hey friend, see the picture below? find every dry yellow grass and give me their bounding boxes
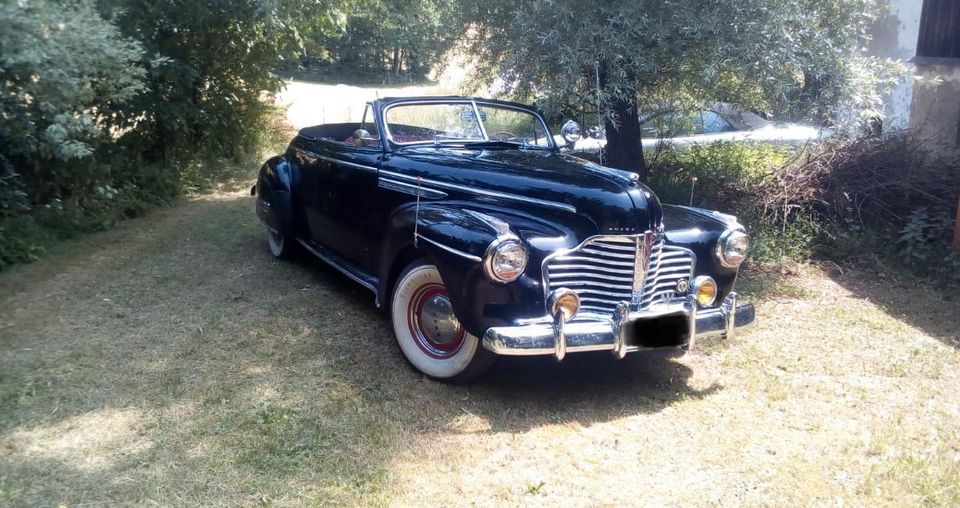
[1,178,959,506]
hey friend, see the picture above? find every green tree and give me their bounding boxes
[296,0,460,82]
[97,0,334,168]
[460,0,898,180]
[0,0,145,205]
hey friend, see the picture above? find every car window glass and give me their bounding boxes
[664,111,701,137]
[385,103,484,143]
[477,105,551,147]
[700,111,736,134]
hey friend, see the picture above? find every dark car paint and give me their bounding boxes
[256,96,742,338]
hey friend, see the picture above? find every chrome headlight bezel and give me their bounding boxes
[716,229,750,268]
[483,234,528,283]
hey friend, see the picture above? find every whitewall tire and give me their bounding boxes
[391,261,494,382]
[267,228,294,259]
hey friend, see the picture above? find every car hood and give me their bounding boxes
[382,147,663,236]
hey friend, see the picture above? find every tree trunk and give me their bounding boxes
[391,47,400,75]
[603,95,648,182]
[951,192,960,252]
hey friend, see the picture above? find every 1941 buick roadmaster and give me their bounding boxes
[253,96,755,382]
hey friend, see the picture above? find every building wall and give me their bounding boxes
[869,0,960,153]
[868,0,924,129]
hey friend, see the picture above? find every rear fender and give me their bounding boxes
[255,155,299,236]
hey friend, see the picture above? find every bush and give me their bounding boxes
[646,142,811,264]
[0,0,304,269]
[644,134,960,286]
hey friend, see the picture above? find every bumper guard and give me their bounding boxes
[482,292,755,360]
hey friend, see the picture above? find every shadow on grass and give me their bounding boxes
[826,266,960,349]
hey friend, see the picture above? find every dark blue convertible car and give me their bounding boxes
[254,96,754,382]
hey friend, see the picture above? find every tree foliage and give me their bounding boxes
[459,0,903,178]
[296,0,460,82]
[1,0,330,267]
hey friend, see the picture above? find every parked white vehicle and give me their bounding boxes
[565,103,831,152]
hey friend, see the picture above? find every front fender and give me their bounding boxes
[662,204,742,301]
[255,155,300,236]
[379,204,546,337]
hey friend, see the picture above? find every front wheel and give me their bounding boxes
[391,261,494,383]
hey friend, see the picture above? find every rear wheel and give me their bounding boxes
[391,261,494,383]
[266,228,294,259]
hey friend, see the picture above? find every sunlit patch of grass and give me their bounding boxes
[2,176,960,505]
[862,443,960,505]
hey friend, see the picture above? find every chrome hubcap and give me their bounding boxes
[407,282,466,359]
[420,294,461,345]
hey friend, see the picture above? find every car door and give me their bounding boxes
[301,139,383,272]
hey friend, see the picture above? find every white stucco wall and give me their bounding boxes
[868,0,924,129]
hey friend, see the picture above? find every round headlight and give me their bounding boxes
[690,276,718,307]
[716,229,750,268]
[560,120,582,145]
[484,236,528,283]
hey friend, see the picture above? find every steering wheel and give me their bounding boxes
[490,131,519,141]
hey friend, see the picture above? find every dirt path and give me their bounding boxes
[1,185,959,506]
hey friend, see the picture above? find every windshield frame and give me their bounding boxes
[379,98,557,151]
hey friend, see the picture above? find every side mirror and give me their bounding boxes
[560,120,582,148]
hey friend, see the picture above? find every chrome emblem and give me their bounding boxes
[676,278,689,294]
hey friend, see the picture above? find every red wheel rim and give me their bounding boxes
[406,282,466,359]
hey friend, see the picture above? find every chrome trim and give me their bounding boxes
[378,170,577,214]
[295,239,377,293]
[378,178,448,199]
[315,154,379,174]
[686,293,699,350]
[716,228,750,268]
[414,234,483,262]
[471,100,490,141]
[380,99,557,150]
[541,234,696,317]
[547,288,580,319]
[724,292,737,339]
[482,292,754,358]
[690,275,718,307]
[483,234,527,283]
[612,301,629,359]
[553,309,567,361]
[462,209,512,236]
[674,205,743,229]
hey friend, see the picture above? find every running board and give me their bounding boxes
[296,239,379,296]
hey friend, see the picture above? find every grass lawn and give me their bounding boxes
[1,180,958,506]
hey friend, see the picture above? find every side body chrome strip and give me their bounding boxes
[315,154,379,174]
[378,178,448,199]
[414,234,483,262]
[379,170,576,214]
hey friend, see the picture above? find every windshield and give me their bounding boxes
[383,101,553,148]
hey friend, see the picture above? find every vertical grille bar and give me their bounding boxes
[543,234,695,317]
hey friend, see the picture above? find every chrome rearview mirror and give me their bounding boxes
[560,120,582,147]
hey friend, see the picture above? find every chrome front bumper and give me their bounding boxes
[481,292,754,360]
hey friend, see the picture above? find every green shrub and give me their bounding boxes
[646,142,806,264]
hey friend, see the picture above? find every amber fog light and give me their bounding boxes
[690,276,718,307]
[548,289,580,320]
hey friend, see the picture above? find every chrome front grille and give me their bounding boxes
[638,241,697,309]
[543,234,695,317]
